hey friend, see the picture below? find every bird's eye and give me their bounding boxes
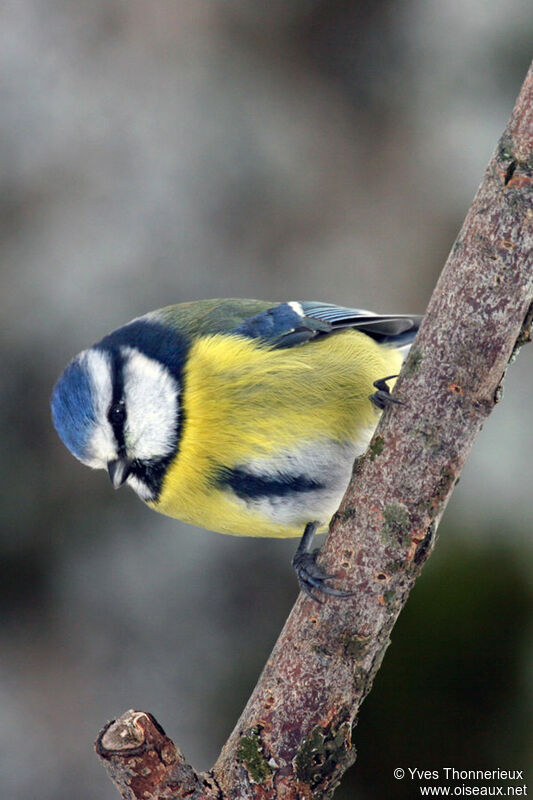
[108,401,126,426]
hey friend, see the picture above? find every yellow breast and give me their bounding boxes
[150,330,402,537]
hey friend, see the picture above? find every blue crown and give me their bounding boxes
[51,355,96,462]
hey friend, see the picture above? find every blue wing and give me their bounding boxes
[234,301,421,349]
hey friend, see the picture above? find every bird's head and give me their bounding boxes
[51,318,187,501]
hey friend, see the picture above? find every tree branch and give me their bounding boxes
[96,60,533,799]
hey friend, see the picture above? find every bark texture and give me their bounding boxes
[96,711,221,800]
[96,61,533,800]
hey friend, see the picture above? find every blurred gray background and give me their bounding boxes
[1,1,532,798]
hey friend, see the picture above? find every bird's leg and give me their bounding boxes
[370,374,404,410]
[292,521,353,602]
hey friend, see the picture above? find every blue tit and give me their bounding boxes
[51,299,421,599]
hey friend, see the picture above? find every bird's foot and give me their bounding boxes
[292,548,353,603]
[370,374,403,410]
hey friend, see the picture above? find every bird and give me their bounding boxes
[51,299,421,600]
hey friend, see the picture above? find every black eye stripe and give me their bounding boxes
[106,349,127,452]
[108,401,126,426]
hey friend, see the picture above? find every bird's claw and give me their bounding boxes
[292,549,353,603]
[370,374,404,410]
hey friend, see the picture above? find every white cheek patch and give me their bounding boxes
[127,473,155,501]
[121,347,179,460]
[82,349,117,467]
